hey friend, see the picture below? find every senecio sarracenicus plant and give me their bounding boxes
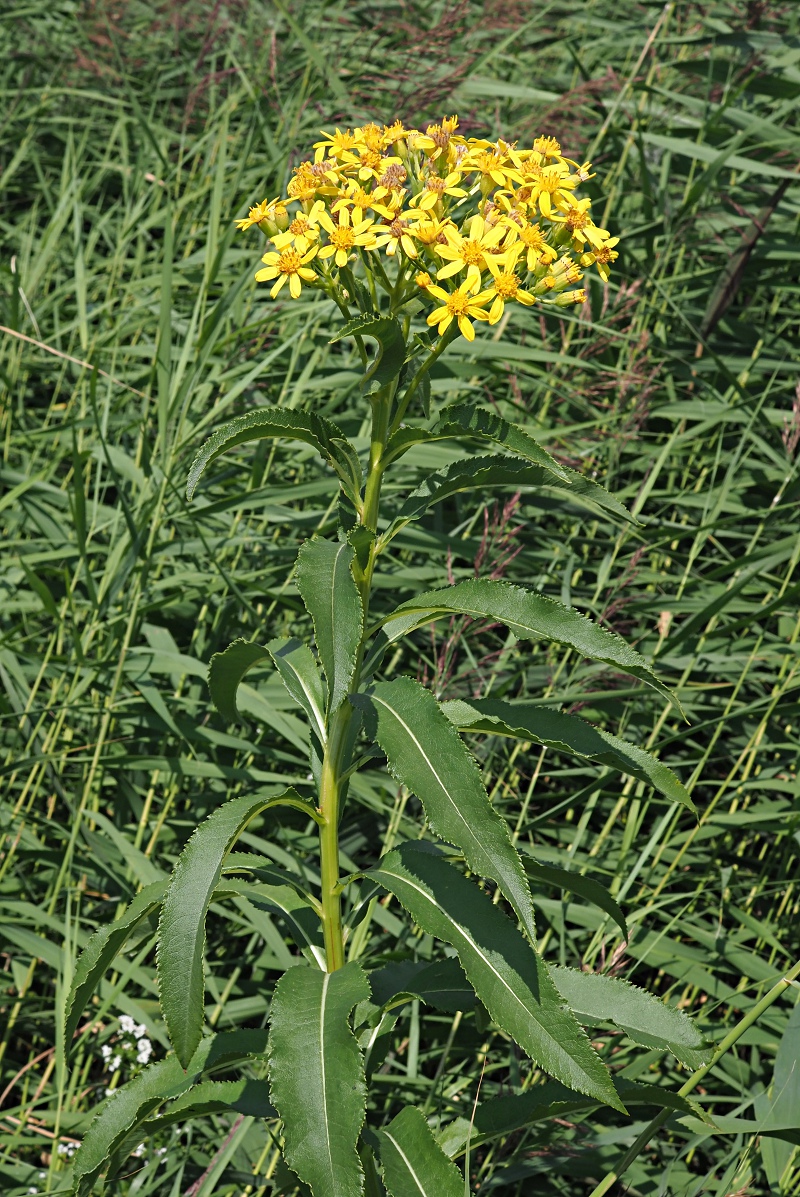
[67,119,710,1197]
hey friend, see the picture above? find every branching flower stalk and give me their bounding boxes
[64,118,751,1197]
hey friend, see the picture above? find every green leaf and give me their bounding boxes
[296,537,364,715]
[158,789,312,1068]
[378,580,679,711]
[368,957,476,1014]
[381,455,635,544]
[368,844,622,1110]
[143,1078,275,1131]
[65,880,166,1052]
[185,406,362,504]
[443,697,694,812]
[71,1032,269,1196]
[522,858,628,941]
[268,961,370,1197]
[221,875,325,968]
[383,406,568,479]
[378,1106,464,1197]
[208,638,270,723]
[268,636,328,744]
[330,311,405,394]
[352,678,536,942]
[550,966,711,1068]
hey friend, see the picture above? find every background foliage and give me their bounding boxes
[1,1,799,1194]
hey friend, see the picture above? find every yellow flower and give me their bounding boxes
[409,170,467,211]
[507,220,558,270]
[518,161,578,218]
[316,206,376,267]
[314,128,359,158]
[255,246,318,299]
[372,215,418,259]
[382,120,410,148]
[424,281,490,341]
[481,270,535,324]
[581,237,620,282]
[464,146,522,192]
[234,197,287,233]
[416,271,432,289]
[410,215,454,250]
[339,146,387,182]
[271,210,322,254]
[533,135,563,159]
[332,180,397,222]
[356,122,385,153]
[434,214,507,291]
[551,197,609,250]
[413,115,460,158]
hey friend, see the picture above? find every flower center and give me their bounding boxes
[289,217,310,235]
[330,226,356,250]
[379,163,407,189]
[494,272,520,298]
[390,219,408,237]
[278,250,302,274]
[461,240,485,265]
[425,176,448,195]
[519,224,545,247]
[446,292,471,316]
[359,150,381,171]
[566,209,589,230]
[595,244,617,263]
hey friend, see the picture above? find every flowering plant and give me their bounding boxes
[66,120,712,1197]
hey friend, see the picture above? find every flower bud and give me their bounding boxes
[555,288,587,306]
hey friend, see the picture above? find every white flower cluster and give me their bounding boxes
[100,1015,154,1079]
[57,1143,77,1158]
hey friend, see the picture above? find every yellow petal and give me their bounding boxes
[458,315,475,341]
[255,267,278,281]
[270,275,287,298]
[289,274,302,298]
[426,284,451,303]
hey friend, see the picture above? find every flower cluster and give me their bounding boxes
[100,1014,153,1079]
[237,117,618,339]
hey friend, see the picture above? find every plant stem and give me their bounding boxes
[586,957,800,1197]
[318,386,393,971]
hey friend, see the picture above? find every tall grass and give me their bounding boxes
[1,2,799,1194]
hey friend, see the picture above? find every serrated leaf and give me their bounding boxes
[443,697,694,812]
[186,406,362,504]
[158,789,312,1067]
[352,678,536,942]
[378,1106,464,1197]
[268,637,328,744]
[381,455,635,544]
[330,311,404,394]
[378,579,679,711]
[367,844,622,1110]
[71,1030,268,1196]
[522,858,628,941]
[550,966,711,1068]
[268,961,370,1197]
[143,1077,275,1131]
[208,638,270,723]
[65,880,166,1052]
[296,537,364,715]
[436,403,569,478]
[221,876,325,968]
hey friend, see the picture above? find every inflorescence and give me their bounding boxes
[236,117,619,340]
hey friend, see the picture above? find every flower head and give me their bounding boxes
[255,246,318,298]
[425,282,491,341]
[316,206,376,268]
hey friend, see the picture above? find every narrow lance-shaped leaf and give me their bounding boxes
[550,966,711,1069]
[378,1105,464,1197]
[158,789,315,1068]
[383,403,569,480]
[268,961,370,1197]
[443,696,694,812]
[381,455,634,546]
[186,406,362,504]
[378,579,680,711]
[268,636,328,744]
[208,638,270,723]
[353,678,536,943]
[297,537,364,715]
[368,844,622,1110]
[523,858,628,942]
[65,880,166,1052]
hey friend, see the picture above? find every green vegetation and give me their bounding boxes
[1,3,799,1195]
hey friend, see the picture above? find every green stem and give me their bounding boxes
[388,323,456,436]
[587,957,800,1197]
[317,386,393,971]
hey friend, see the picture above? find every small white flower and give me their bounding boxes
[105,1087,115,1097]
[28,1188,38,1194]
[155,1146,167,1157]
[119,1015,136,1034]
[101,1044,112,1061]
[132,1144,145,1158]
[57,1143,76,1158]
[134,1022,148,1039]
[136,1039,153,1064]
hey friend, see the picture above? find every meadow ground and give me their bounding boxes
[1,2,799,1194]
